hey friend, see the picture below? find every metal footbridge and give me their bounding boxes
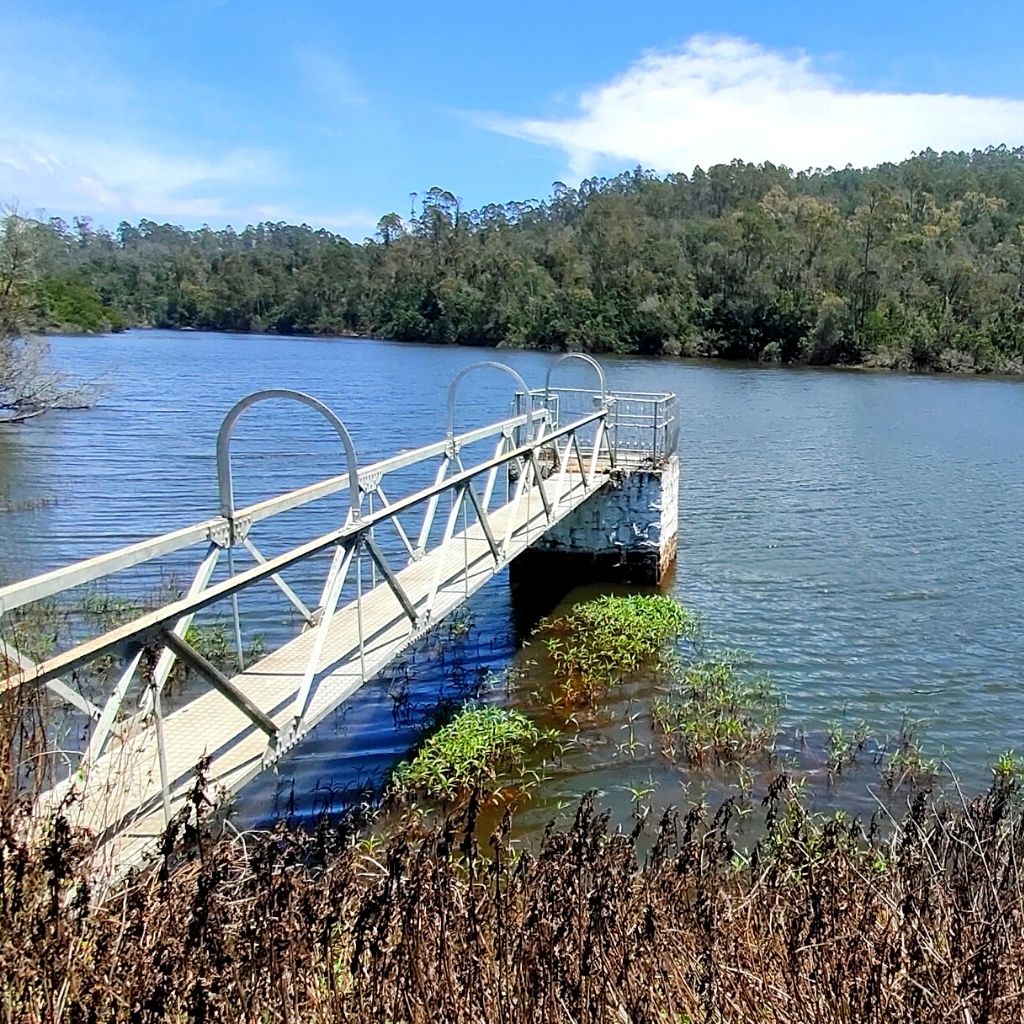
[1,356,677,874]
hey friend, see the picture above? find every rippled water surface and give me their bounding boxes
[2,330,1023,823]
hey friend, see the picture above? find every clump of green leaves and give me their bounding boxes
[826,720,871,780]
[79,591,138,629]
[184,622,231,664]
[992,749,1024,785]
[542,594,697,704]
[391,706,552,803]
[882,719,938,791]
[651,654,780,767]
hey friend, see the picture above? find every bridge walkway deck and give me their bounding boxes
[48,470,598,875]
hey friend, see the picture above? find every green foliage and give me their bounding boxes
[882,719,939,791]
[992,749,1024,784]
[180,622,265,677]
[651,655,781,766]
[391,706,550,802]
[2,599,67,663]
[16,146,1024,372]
[542,594,697,704]
[79,591,137,628]
[826,720,871,779]
[184,622,231,664]
[33,277,126,333]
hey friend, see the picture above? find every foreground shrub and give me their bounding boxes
[5,775,1024,1023]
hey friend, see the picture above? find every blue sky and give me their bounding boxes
[3,0,1024,239]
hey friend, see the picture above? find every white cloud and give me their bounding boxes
[0,138,282,224]
[0,10,373,235]
[490,35,1024,177]
[0,130,375,236]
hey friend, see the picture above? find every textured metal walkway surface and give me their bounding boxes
[42,471,599,874]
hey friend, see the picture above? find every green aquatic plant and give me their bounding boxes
[992,749,1024,785]
[1,598,69,664]
[79,591,138,629]
[184,621,231,664]
[826,719,871,780]
[542,593,698,705]
[882,717,938,791]
[651,654,780,767]
[391,706,554,803]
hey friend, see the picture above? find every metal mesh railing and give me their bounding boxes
[522,387,677,467]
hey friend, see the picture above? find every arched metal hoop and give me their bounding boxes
[544,353,607,404]
[217,389,361,520]
[446,361,536,440]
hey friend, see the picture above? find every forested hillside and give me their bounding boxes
[13,146,1024,372]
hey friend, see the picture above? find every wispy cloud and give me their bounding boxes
[1,140,376,233]
[0,138,282,223]
[488,35,1024,177]
[249,203,380,235]
[0,9,377,233]
[297,46,366,109]
[0,9,288,227]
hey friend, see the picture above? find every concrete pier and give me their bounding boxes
[511,454,679,588]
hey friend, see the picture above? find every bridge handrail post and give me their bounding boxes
[652,399,660,463]
[446,361,538,447]
[215,389,361,671]
[543,353,608,407]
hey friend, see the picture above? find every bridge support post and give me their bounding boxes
[511,454,679,589]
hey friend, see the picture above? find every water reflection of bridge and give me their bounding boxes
[1,355,677,875]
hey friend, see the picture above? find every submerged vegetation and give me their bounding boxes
[881,718,940,792]
[652,654,781,766]
[542,593,697,704]
[10,147,1024,373]
[390,705,553,803]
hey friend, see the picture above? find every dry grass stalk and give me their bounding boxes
[3,769,1024,1023]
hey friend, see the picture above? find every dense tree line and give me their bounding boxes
[13,146,1024,372]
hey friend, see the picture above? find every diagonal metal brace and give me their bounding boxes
[463,482,502,564]
[242,537,314,623]
[160,630,277,738]
[527,450,553,520]
[362,535,419,626]
[0,638,103,720]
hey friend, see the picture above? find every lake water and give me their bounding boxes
[2,330,1023,827]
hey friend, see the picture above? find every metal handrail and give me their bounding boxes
[529,385,678,464]
[0,410,542,618]
[2,407,607,696]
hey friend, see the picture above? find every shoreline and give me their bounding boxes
[53,323,1024,381]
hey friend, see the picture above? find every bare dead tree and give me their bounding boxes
[0,208,96,424]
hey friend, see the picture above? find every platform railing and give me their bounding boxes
[525,387,678,467]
